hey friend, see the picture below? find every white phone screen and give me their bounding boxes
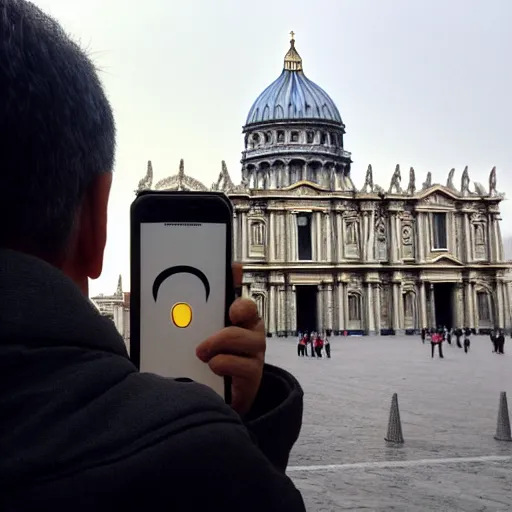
[139,221,227,397]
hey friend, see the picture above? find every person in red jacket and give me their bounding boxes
[431,330,444,359]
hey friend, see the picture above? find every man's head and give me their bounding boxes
[0,0,115,293]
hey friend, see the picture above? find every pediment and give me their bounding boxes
[431,254,464,266]
[417,185,459,204]
[283,180,327,196]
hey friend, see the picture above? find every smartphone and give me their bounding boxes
[130,191,234,402]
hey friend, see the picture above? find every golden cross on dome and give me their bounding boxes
[290,30,295,40]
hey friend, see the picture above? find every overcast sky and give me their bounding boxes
[32,0,511,296]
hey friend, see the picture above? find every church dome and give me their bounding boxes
[245,35,343,126]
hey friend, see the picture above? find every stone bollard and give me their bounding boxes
[494,391,512,442]
[385,392,404,444]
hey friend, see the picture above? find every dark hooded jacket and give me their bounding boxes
[0,250,305,511]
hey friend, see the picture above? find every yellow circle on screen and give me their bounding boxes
[171,302,192,328]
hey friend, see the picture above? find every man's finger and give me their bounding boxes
[232,262,243,290]
[229,298,262,330]
[208,353,260,380]
[196,326,264,361]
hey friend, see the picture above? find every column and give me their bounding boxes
[278,286,286,334]
[453,283,463,327]
[419,281,427,328]
[268,212,275,261]
[374,284,382,334]
[389,214,398,263]
[241,212,247,260]
[337,281,345,333]
[395,215,402,262]
[367,283,375,334]
[280,213,286,261]
[233,212,238,261]
[336,213,343,260]
[463,281,471,327]
[315,212,322,261]
[289,285,297,334]
[343,284,349,330]
[392,283,401,330]
[268,285,276,334]
[325,212,332,262]
[464,214,472,262]
[242,284,250,299]
[317,284,324,332]
[497,281,505,329]
[367,210,376,262]
[326,284,334,332]
[429,284,436,327]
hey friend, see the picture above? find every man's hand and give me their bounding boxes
[196,263,266,416]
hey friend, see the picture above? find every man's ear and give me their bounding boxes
[75,172,112,279]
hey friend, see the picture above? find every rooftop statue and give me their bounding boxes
[136,160,153,193]
[361,164,374,193]
[460,166,471,196]
[422,171,432,190]
[388,164,402,194]
[446,168,455,189]
[407,167,416,195]
[489,166,497,197]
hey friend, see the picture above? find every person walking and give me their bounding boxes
[497,330,505,354]
[420,328,426,344]
[490,329,498,353]
[324,337,331,359]
[431,330,444,359]
[463,327,471,354]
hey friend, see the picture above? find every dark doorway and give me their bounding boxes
[296,285,317,333]
[434,283,454,329]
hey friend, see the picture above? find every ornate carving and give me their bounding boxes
[422,171,432,190]
[422,193,454,207]
[446,168,455,189]
[361,164,374,193]
[375,216,388,261]
[407,167,416,195]
[489,166,497,197]
[154,159,209,192]
[388,164,402,194]
[136,160,153,193]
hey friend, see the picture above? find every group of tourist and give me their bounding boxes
[297,331,331,358]
[421,326,506,358]
[421,327,473,358]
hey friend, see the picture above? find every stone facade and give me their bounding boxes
[132,36,512,336]
[136,159,511,336]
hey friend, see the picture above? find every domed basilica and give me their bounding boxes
[132,34,511,337]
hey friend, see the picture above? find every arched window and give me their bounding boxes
[277,131,285,143]
[291,131,299,142]
[250,221,265,246]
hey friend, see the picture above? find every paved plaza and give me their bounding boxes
[265,335,512,511]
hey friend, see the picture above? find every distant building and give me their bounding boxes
[130,34,511,335]
[91,276,130,347]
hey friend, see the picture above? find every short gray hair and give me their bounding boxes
[0,0,115,261]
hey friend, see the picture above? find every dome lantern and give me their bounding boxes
[284,31,303,72]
